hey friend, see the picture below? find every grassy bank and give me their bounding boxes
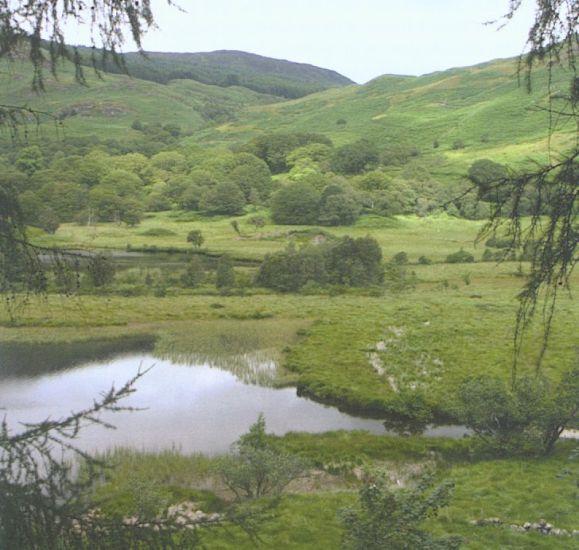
[92,436,579,550]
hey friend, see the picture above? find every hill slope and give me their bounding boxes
[1,52,574,180]
[198,57,576,172]
[0,56,282,141]
[77,48,355,99]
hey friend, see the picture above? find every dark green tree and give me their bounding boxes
[317,185,361,226]
[331,139,379,175]
[187,230,205,249]
[216,255,235,289]
[325,236,384,286]
[255,245,327,292]
[467,159,509,203]
[270,182,320,225]
[243,133,332,174]
[181,256,205,288]
[200,182,246,216]
[86,253,116,288]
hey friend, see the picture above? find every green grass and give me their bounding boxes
[0,58,279,141]
[91,437,579,550]
[37,211,488,263]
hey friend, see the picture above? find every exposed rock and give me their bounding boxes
[473,517,575,537]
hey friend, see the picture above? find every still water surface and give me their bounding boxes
[0,351,465,454]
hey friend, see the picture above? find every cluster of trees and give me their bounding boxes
[271,182,361,225]
[4,126,546,238]
[255,236,383,292]
[1,145,274,232]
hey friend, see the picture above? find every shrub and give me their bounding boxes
[458,366,579,456]
[215,415,308,500]
[215,255,235,289]
[485,237,512,249]
[181,256,205,288]
[187,230,204,248]
[139,228,177,237]
[445,249,474,264]
[340,474,461,550]
[256,236,383,291]
[85,253,116,287]
[417,255,432,265]
[391,251,408,265]
[331,139,379,175]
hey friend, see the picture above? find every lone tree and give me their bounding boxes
[217,415,308,501]
[187,229,205,249]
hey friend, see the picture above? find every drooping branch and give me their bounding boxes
[0,1,177,91]
[477,150,578,380]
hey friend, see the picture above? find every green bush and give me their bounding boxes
[138,228,177,237]
[458,365,579,456]
[445,249,474,264]
[391,251,408,265]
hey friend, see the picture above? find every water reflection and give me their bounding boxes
[0,336,154,378]
[0,353,392,455]
[155,349,281,386]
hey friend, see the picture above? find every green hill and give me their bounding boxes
[0,56,283,141]
[197,57,575,174]
[75,48,354,99]
[1,51,574,180]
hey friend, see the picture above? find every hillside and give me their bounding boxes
[198,57,576,175]
[76,48,355,99]
[1,52,575,181]
[0,56,282,142]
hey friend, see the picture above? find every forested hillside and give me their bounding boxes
[75,47,354,99]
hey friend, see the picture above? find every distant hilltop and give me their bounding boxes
[74,47,355,99]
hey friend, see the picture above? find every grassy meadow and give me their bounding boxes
[37,210,487,262]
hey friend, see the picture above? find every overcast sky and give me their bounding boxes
[69,0,536,83]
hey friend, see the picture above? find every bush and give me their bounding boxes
[138,228,177,237]
[216,415,308,500]
[340,474,461,550]
[215,255,235,289]
[391,251,408,265]
[458,366,579,456]
[86,253,116,287]
[200,182,245,215]
[317,192,361,226]
[331,139,379,175]
[187,230,204,248]
[256,236,383,291]
[417,255,432,265]
[445,249,474,264]
[181,256,205,288]
[485,237,512,249]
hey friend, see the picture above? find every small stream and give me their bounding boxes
[0,344,467,455]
